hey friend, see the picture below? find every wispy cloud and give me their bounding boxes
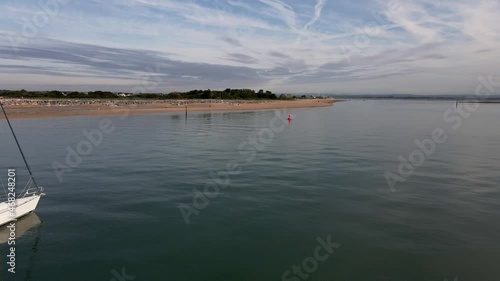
[0,0,499,94]
[258,0,298,32]
[304,0,327,30]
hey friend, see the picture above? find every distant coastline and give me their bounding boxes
[335,97,500,104]
[328,94,500,101]
[3,89,499,101]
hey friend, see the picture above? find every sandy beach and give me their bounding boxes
[0,99,339,119]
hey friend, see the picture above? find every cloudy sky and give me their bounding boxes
[0,0,499,94]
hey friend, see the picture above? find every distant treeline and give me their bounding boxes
[0,89,295,100]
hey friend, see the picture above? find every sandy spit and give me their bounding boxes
[0,99,340,119]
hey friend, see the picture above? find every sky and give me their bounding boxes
[0,0,499,95]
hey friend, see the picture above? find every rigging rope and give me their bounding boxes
[0,101,39,188]
[0,174,7,199]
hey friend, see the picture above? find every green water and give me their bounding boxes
[1,100,500,281]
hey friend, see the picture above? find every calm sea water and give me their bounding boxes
[1,100,500,281]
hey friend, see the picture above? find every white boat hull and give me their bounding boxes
[0,195,42,227]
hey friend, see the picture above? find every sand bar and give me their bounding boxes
[0,99,339,119]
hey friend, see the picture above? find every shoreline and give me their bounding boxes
[0,99,339,119]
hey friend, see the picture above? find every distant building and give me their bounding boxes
[279,94,293,99]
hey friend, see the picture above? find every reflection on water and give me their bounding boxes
[0,213,41,244]
[0,212,43,280]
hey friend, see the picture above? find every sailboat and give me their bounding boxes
[0,102,45,227]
